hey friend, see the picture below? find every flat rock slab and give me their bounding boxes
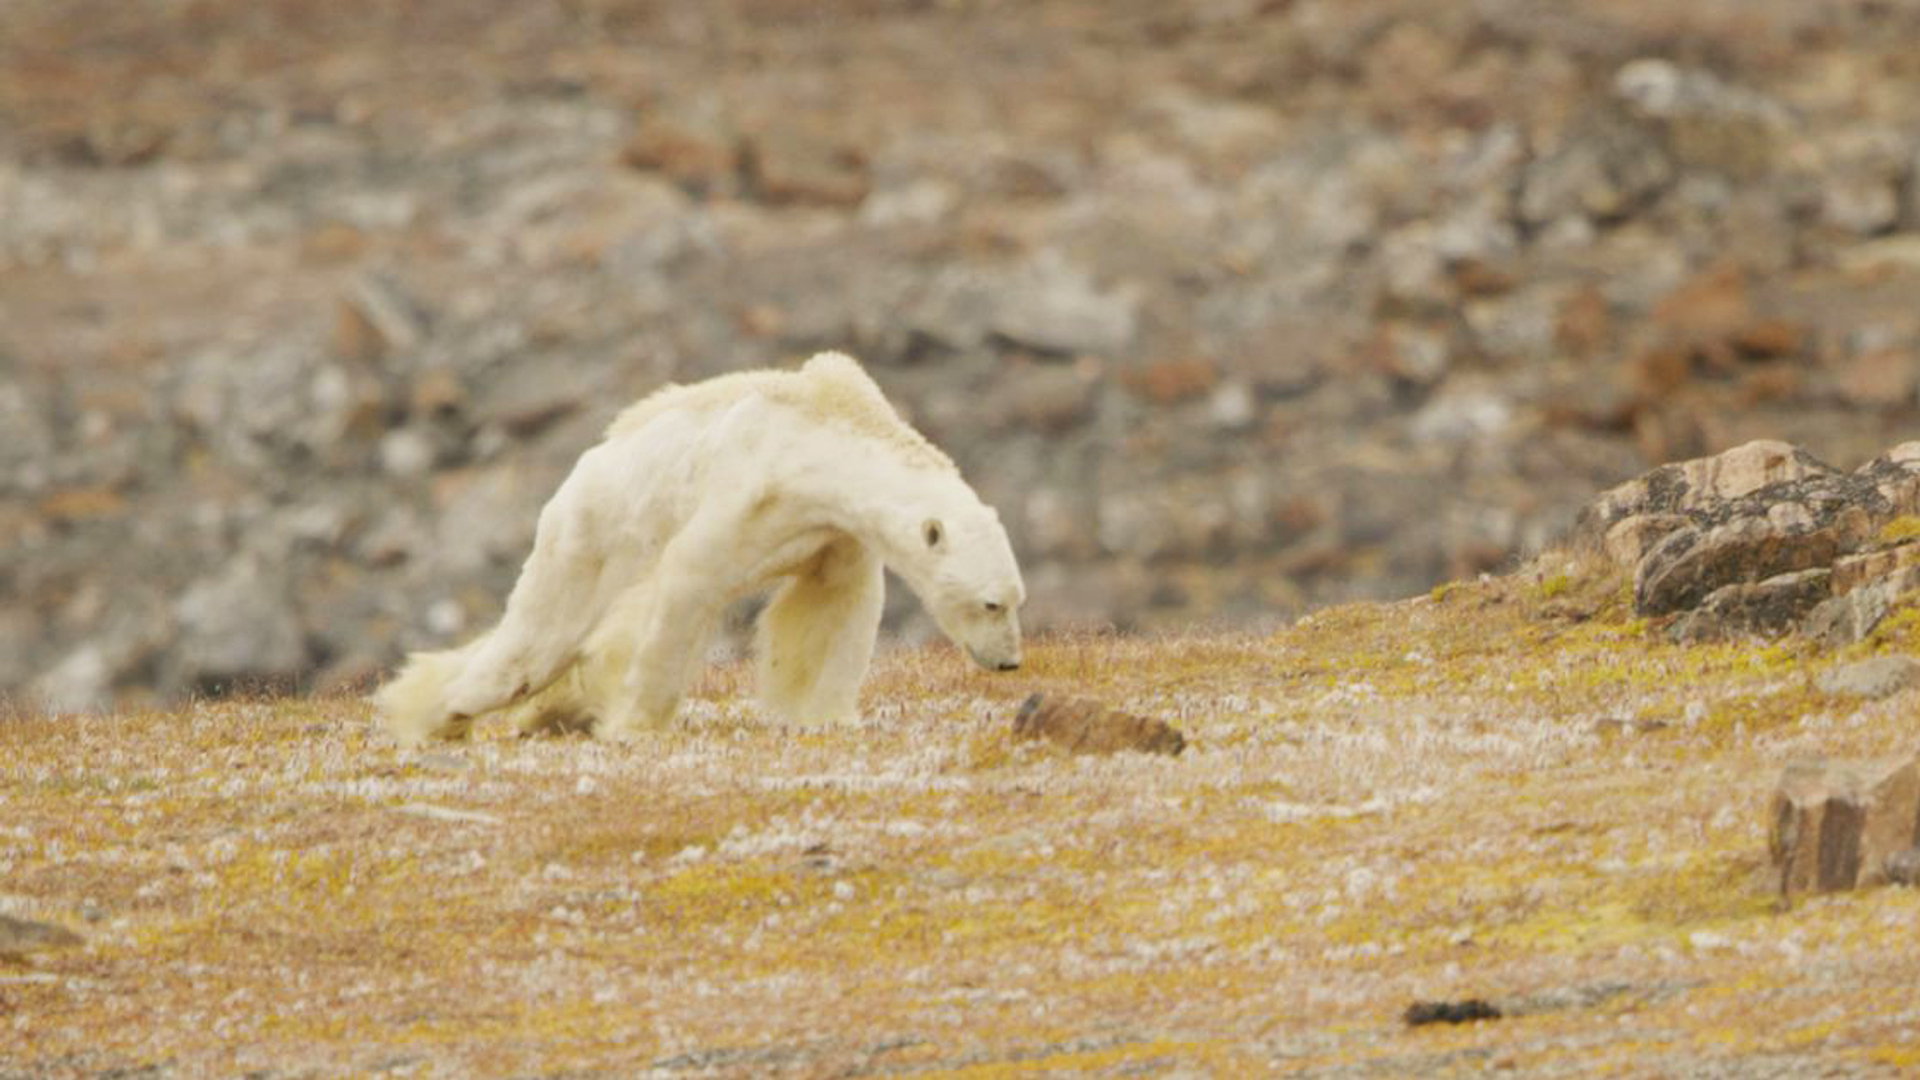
[1769,754,1920,898]
[1803,565,1920,646]
[0,913,84,955]
[1011,693,1186,756]
[1814,655,1920,698]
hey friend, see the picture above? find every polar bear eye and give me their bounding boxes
[983,601,1004,614]
[922,519,944,549]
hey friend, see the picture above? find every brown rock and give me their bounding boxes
[1554,286,1612,359]
[1770,755,1920,899]
[1731,318,1806,359]
[742,127,870,208]
[1653,262,1751,348]
[1627,343,1694,400]
[1831,542,1920,596]
[1837,348,1918,410]
[332,295,386,363]
[1645,264,1804,369]
[301,221,370,264]
[620,110,741,197]
[1449,257,1516,298]
[409,368,465,419]
[37,487,128,524]
[1123,356,1217,405]
[992,365,1098,433]
[1011,693,1186,756]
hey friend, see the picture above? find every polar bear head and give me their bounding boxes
[895,500,1025,671]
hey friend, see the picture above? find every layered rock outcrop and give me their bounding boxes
[1571,440,1920,643]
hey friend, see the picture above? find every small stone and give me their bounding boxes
[1836,235,1920,277]
[1823,174,1901,236]
[1730,319,1807,360]
[1814,655,1920,699]
[1802,565,1920,647]
[1554,286,1612,358]
[1652,262,1751,350]
[1011,693,1185,756]
[0,913,84,956]
[1613,58,1789,177]
[334,273,427,361]
[1122,356,1217,405]
[1770,754,1920,898]
[620,107,741,197]
[36,487,128,524]
[409,368,465,419]
[1205,380,1258,431]
[1885,846,1920,886]
[742,126,870,208]
[1836,348,1918,410]
[1404,998,1502,1026]
[426,598,466,637]
[987,251,1140,357]
[990,365,1097,433]
[379,428,437,478]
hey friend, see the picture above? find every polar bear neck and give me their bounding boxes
[781,428,975,548]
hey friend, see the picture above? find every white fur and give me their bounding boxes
[374,352,1025,745]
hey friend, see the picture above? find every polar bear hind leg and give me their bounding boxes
[373,647,478,745]
[756,538,884,727]
[376,504,608,745]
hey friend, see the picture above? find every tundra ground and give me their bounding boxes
[6,562,1920,1077]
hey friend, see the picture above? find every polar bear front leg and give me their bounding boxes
[756,538,884,727]
[593,553,724,742]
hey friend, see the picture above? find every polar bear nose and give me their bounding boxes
[996,660,1020,672]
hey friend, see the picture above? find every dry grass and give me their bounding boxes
[7,559,1920,1077]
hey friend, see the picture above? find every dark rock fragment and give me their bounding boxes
[1404,998,1502,1026]
[1666,568,1831,642]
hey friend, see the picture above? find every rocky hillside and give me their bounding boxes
[9,0,1920,708]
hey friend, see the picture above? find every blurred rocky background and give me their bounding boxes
[7,0,1920,711]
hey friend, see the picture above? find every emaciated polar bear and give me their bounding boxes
[374,351,1025,745]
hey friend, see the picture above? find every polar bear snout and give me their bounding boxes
[966,645,1021,671]
[960,641,1021,668]
[962,632,1022,672]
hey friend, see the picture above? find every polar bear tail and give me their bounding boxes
[372,646,475,746]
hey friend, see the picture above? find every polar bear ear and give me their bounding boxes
[921,518,945,550]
